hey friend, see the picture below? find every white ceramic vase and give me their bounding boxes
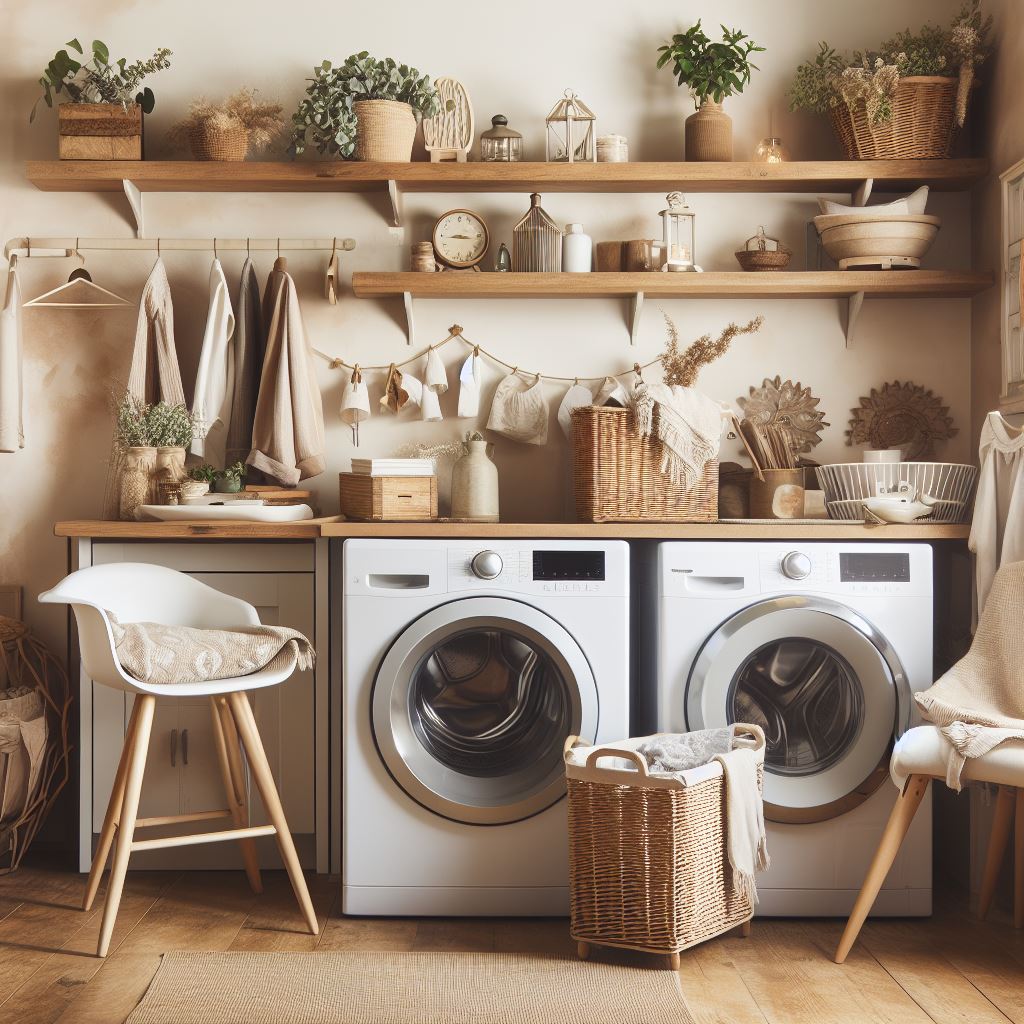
[562,224,593,272]
[450,438,499,522]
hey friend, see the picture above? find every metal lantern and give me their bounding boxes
[658,192,700,272]
[480,114,523,162]
[545,89,596,163]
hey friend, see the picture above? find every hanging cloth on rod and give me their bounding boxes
[0,255,24,453]
[190,257,236,467]
[225,256,264,468]
[248,257,326,485]
[127,258,186,406]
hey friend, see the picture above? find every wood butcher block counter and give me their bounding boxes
[56,519,970,540]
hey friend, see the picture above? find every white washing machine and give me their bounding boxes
[645,541,933,917]
[343,539,629,916]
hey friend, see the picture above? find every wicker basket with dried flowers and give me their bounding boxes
[168,89,284,161]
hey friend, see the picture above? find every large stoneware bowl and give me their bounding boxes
[813,213,941,268]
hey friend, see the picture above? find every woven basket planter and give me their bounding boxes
[830,76,959,160]
[570,405,718,523]
[354,99,417,161]
[188,121,249,161]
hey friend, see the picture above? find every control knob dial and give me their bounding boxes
[781,551,812,580]
[471,550,503,580]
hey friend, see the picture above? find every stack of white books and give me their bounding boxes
[350,458,435,477]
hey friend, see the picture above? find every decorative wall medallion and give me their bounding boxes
[738,376,829,454]
[845,380,957,460]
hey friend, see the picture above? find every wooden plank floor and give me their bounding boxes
[0,863,1022,1023]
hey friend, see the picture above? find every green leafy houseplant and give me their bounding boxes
[187,464,219,485]
[656,21,764,107]
[290,52,447,158]
[214,461,247,493]
[31,38,172,121]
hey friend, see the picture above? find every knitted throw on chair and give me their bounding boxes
[107,611,314,685]
[915,560,1024,789]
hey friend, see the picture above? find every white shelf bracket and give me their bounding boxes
[122,179,144,237]
[629,291,644,346]
[853,178,874,208]
[403,291,415,346]
[387,179,403,229]
[844,290,865,347]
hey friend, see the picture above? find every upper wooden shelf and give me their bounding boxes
[26,158,988,195]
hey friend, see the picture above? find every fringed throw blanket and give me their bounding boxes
[915,560,1024,789]
[108,612,314,686]
[639,725,770,904]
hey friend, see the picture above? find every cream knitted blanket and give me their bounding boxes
[633,383,723,490]
[915,560,1024,789]
[108,612,314,685]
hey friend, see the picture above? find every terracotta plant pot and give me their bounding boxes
[354,99,417,162]
[685,100,732,162]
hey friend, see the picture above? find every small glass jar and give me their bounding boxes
[753,137,789,163]
[480,115,522,162]
[596,134,629,162]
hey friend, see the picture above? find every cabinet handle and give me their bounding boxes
[170,728,178,767]
[181,728,189,766]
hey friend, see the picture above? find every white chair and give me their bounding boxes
[41,562,318,957]
[834,724,1024,963]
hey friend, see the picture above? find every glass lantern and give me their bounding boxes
[480,115,523,162]
[545,89,596,163]
[659,192,699,272]
[753,137,789,163]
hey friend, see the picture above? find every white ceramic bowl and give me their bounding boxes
[813,213,940,266]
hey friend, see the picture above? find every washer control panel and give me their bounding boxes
[447,546,613,595]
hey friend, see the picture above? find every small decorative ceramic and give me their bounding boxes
[179,479,210,501]
[495,242,512,272]
[119,446,156,521]
[423,77,474,162]
[480,114,522,162]
[562,224,593,272]
[862,482,936,523]
[450,434,499,522]
[685,100,732,161]
[846,380,957,460]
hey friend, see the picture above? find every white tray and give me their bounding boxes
[139,504,314,523]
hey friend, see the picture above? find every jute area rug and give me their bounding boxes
[126,950,695,1024]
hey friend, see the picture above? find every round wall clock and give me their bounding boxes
[432,209,489,270]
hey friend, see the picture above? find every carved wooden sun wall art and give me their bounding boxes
[738,376,829,454]
[845,380,957,460]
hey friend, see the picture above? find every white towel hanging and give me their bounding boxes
[457,351,481,418]
[191,257,236,466]
[340,368,370,446]
[487,372,548,445]
[557,381,594,439]
[424,346,448,394]
[595,375,629,408]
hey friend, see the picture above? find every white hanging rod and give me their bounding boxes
[4,236,356,260]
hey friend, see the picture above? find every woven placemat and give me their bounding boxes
[127,950,693,1024]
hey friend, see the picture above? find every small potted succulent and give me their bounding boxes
[214,461,247,494]
[168,89,284,161]
[290,52,448,161]
[31,38,172,159]
[657,20,764,161]
[183,463,218,501]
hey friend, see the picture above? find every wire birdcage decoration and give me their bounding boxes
[545,89,596,163]
[512,193,562,272]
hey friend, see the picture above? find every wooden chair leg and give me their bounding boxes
[1014,789,1023,929]
[83,699,141,912]
[227,691,318,936]
[210,696,262,894]
[979,786,1016,920]
[96,694,155,958]
[834,774,930,964]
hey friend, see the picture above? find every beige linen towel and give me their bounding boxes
[487,373,548,445]
[915,559,1024,788]
[0,254,25,453]
[108,611,314,685]
[247,258,326,485]
[127,258,186,406]
[190,258,236,466]
[225,257,263,467]
[634,382,723,489]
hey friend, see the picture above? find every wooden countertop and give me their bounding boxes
[55,520,970,541]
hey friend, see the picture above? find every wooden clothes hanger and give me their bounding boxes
[23,245,132,309]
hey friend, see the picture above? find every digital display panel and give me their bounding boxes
[839,552,910,582]
[532,550,605,581]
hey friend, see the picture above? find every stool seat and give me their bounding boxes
[891,725,1024,790]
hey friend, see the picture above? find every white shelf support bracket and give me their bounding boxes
[387,180,403,229]
[853,177,874,208]
[122,179,144,237]
[844,290,865,347]
[629,291,644,346]
[403,291,415,346]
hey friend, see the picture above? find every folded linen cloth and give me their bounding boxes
[914,560,1024,789]
[107,611,314,686]
[639,725,769,904]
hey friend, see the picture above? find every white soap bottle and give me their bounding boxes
[562,223,593,272]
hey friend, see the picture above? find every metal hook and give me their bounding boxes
[156,237,161,257]
[26,238,30,258]
[277,238,281,258]
[331,236,337,257]
[246,237,251,257]
[473,345,480,358]
[213,237,218,259]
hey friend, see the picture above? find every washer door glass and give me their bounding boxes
[373,597,598,825]
[686,597,909,823]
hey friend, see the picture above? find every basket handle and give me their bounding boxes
[584,747,650,776]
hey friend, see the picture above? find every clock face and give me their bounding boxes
[432,210,489,268]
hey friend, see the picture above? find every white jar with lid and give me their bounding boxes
[596,134,629,162]
[562,224,592,272]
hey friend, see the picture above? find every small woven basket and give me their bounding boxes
[189,121,249,161]
[571,405,718,522]
[735,248,791,271]
[830,76,959,160]
[354,99,417,161]
[564,729,762,962]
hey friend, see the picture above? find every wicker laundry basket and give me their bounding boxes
[830,76,959,160]
[570,405,718,522]
[564,728,762,968]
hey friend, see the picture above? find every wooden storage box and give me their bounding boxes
[339,474,437,521]
[58,102,143,160]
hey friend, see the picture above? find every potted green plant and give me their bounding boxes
[214,461,247,494]
[290,53,448,162]
[167,89,284,161]
[182,464,217,501]
[31,39,171,160]
[657,20,764,161]
[789,1,991,159]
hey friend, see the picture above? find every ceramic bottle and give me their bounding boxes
[562,224,593,272]
[451,436,499,522]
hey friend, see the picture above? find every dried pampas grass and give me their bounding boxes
[168,89,284,154]
[660,312,765,388]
